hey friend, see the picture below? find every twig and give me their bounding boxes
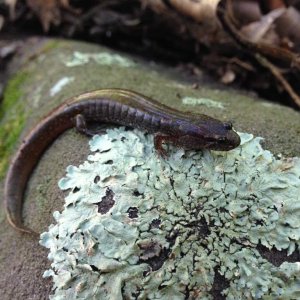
[255,53,300,108]
[217,0,300,70]
[217,0,300,109]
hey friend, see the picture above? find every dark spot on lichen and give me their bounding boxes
[150,219,161,229]
[104,160,113,164]
[127,207,138,219]
[138,231,178,272]
[124,126,133,131]
[189,286,207,299]
[184,285,190,300]
[187,217,211,238]
[131,288,142,299]
[121,281,126,296]
[138,241,170,271]
[100,149,110,154]
[139,241,161,260]
[132,189,144,197]
[166,230,178,247]
[94,175,100,183]
[210,267,230,300]
[198,217,211,237]
[73,186,80,193]
[90,265,99,272]
[95,188,115,214]
[255,220,264,226]
[257,244,300,267]
[142,266,151,277]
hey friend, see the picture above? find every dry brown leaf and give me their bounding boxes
[140,0,168,13]
[232,1,261,24]
[241,8,285,43]
[220,68,235,84]
[261,0,286,11]
[5,0,17,19]
[27,0,61,32]
[168,0,220,25]
[141,0,220,27]
[26,0,78,32]
[275,6,300,50]
[0,15,4,31]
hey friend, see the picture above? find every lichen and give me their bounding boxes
[64,51,135,67]
[0,72,28,179]
[182,96,225,109]
[40,128,300,299]
[49,77,74,97]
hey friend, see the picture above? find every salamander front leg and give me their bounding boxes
[154,134,178,157]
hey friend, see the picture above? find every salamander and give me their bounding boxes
[4,88,240,234]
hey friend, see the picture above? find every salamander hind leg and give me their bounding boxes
[75,114,93,136]
[75,114,106,137]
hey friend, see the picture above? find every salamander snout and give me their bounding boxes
[214,129,241,151]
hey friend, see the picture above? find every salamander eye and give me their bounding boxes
[218,137,227,143]
[224,122,232,130]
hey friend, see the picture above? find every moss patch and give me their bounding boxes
[0,72,28,179]
[42,40,61,53]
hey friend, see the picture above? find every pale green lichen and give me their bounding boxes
[49,77,75,97]
[64,51,135,67]
[182,96,225,109]
[40,128,300,299]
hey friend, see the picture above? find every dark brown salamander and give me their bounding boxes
[4,88,240,234]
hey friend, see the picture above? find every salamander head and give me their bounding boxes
[177,119,241,151]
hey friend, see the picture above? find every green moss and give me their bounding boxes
[0,72,28,179]
[41,40,61,53]
[0,72,27,117]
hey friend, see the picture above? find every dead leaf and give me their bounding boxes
[168,0,220,25]
[0,15,4,31]
[5,0,17,19]
[221,68,235,84]
[241,8,285,43]
[26,0,78,32]
[275,6,300,50]
[27,0,61,32]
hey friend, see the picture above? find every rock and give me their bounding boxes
[0,38,299,299]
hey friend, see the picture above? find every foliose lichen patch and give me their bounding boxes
[182,96,225,109]
[40,128,300,300]
[64,51,135,67]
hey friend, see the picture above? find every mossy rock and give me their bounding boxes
[0,38,299,299]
